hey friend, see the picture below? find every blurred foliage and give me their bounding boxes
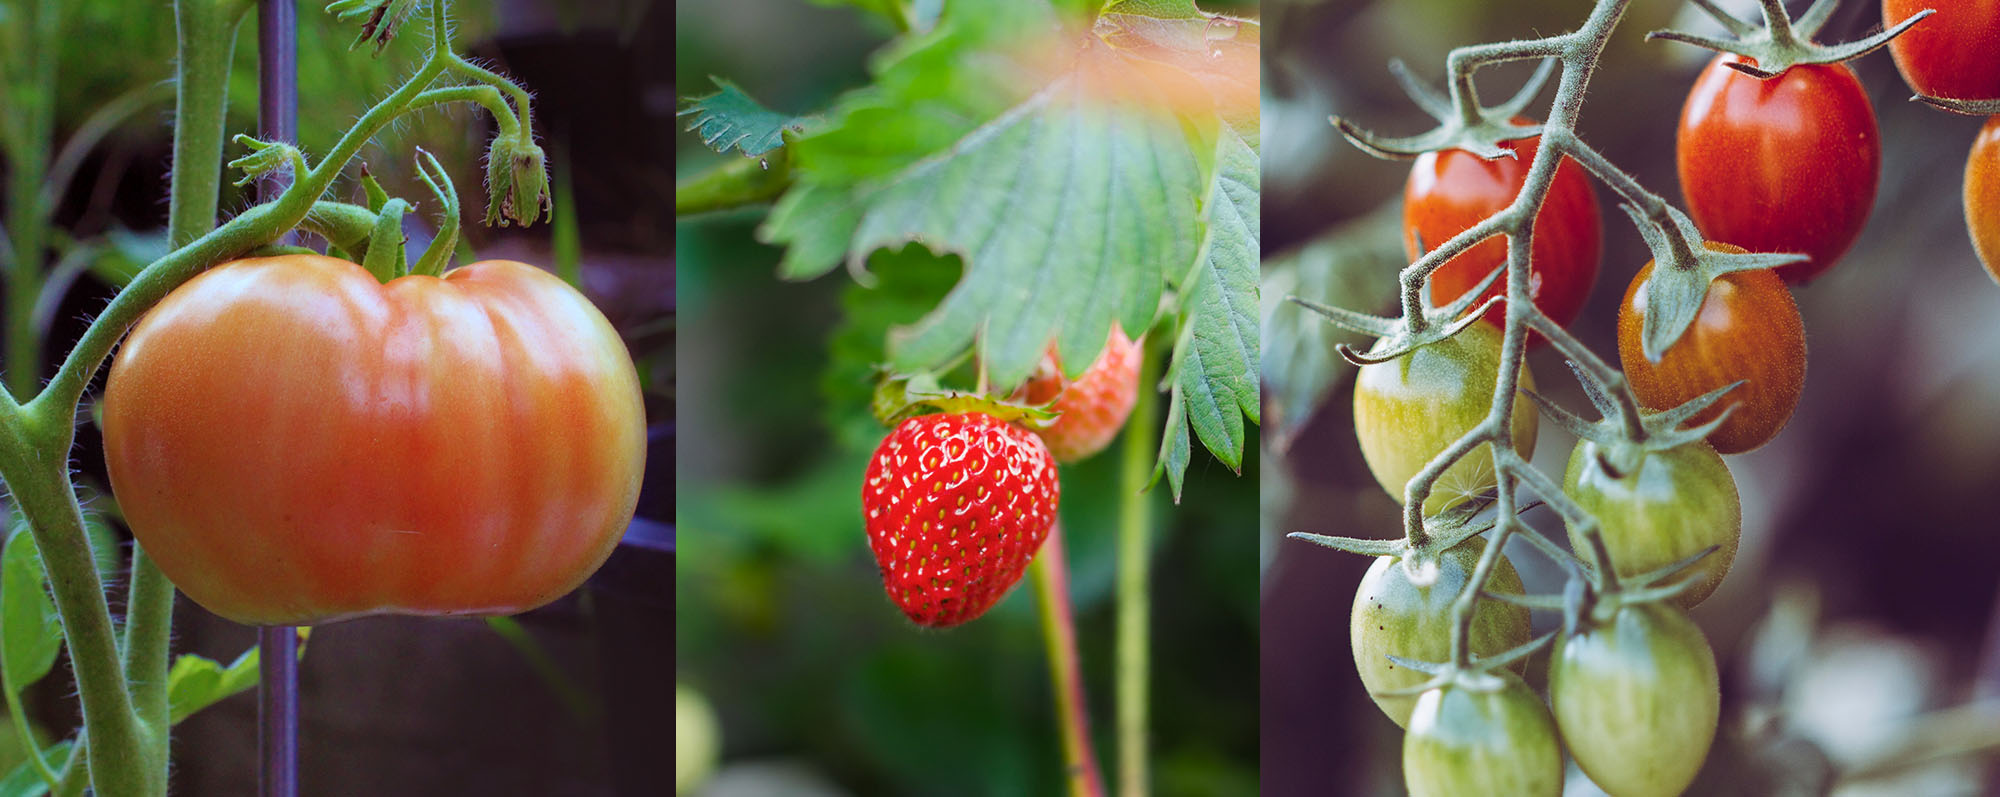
[35,2,494,238]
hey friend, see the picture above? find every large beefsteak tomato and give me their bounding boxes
[102,255,647,625]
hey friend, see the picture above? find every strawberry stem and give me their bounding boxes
[1032,522,1106,797]
[1116,332,1164,797]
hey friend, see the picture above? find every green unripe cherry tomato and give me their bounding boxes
[1564,438,1740,607]
[1354,322,1538,515]
[1351,537,1531,728]
[1551,603,1719,797]
[1403,670,1564,797]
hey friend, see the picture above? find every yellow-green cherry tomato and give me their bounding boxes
[1351,537,1531,728]
[1353,322,1538,515]
[1564,439,1741,607]
[1551,603,1720,797]
[1404,671,1564,797]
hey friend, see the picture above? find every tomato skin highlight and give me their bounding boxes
[1353,322,1537,515]
[1884,0,2000,101]
[1969,116,2000,285]
[1403,126,1603,338]
[1350,538,1530,729]
[103,255,647,626]
[1564,439,1740,608]
[1676,54,1879,283]
[1550,603,1719,797]
[1403,672,1563,797]
[1617,245,1806,455]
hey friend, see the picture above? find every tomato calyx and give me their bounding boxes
[1624,229,1800,363]
[1522,363,1738,480]
[1917,96,2000,116]
[1291,262,1505,367]
[872,371,1059,428]
[1647,0,1928,78]
[1332,58,1553,161]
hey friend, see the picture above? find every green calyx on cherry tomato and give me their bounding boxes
[1403,121,1603,339]
[1618,243,1806,455]
[1564,438,1740,607]
[1551,602,1719,797]
[1350,536,1531,728]
[1354,322,1537,515]
[103,254,647,626]
[1884,0,2000,101]
[1403,670,1563,797]
[1968,116,2000,285]
[1677,53,1879,283]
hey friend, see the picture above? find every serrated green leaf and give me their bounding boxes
[0,740,69,797]
[1156,122,1258,492]
[678,78,804,158]
[0,524,61,697]
[763,0,1207,389]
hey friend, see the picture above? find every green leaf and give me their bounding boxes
[763,0,1206,389]
[0,740,69,797]
[678,78,805,158]
[822,246,962,451]
[168,629,311,725]
[1155,121,1258,495]
[0,525,61,697]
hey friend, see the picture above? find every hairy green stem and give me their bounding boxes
[1032,523,1105,797]
[1116,335,1163,797]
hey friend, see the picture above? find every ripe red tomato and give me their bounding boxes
[1550,603,1719,797]
[1353,322,1537,515]
[1677,54,1879,283]
[1618,244,1807,455]
[1403,123,1602,337]
[1884,0,2000,101]
[1350,538,1530,728]
[1969,116,2000,284]
[103,255,647,626]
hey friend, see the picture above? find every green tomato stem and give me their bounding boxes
[1031,523,1106,797]
[1115,333,1163,797]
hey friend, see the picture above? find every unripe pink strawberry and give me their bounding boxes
[1019,326,1142,463]
[861,412,1060,627]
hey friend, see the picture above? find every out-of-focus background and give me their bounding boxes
[0,1,672,793]
[675,0,1258,795]
[1261,0,2000,794]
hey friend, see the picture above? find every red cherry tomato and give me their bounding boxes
[1677,54,1879,284]
[1884,0,2000,101]
[1404,123,1602,339]
[1969,116,2000,284]
[103,255,647,625]
[1617,243,1807,455]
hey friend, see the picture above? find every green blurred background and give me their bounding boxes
[1264,1,2000,795]
[675,0,1259,795]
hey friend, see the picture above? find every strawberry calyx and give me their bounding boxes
[872,371,1059,428]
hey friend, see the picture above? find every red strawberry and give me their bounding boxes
[1019,326,1142,463]
[862,412,1061,627]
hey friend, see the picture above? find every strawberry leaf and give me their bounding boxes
[677,78,807,158]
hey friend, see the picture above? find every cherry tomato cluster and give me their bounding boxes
[1328,3,2000,794]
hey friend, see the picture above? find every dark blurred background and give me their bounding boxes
[675,1,1259,795]
[1262,1,2000,795]
[1,0,672,793]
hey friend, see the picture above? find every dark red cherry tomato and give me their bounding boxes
[1884,0,2000,101]
[1404,123,1602,339]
